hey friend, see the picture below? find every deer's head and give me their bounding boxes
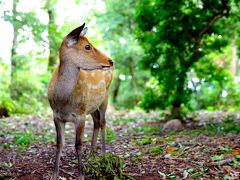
[60,23,113,70]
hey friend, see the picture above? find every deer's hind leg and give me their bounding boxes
[90,95,109,155]
[74,115,85,180]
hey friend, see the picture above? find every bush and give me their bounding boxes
[0,60,49,115]
[140,78,168,111]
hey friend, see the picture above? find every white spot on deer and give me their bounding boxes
[107,72,111,77]
[79,80,85,84]
[91,71,95,77]
[88,80,105,89]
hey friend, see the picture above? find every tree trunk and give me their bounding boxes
[128,58,139,104]
[171,106,181,119]
[171,96,183,119]
[47,9,57,70]
[128,59,136,89]
[171,71,186,119]
[216,80,223,107]
[11,25,17,77]
[112,74,121,104]
[10,0,18,99]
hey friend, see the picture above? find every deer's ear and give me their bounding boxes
[66,23,85,47]
[80,27,88,36]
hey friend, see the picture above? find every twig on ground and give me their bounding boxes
[59,168,77,178]
[31,169,42,175]
[208,158,234,167]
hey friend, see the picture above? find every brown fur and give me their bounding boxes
[48,26,113,180]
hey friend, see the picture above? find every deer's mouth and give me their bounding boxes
[78,65,112,71]
[100,65,111,70]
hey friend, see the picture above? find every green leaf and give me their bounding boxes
[210,155,224,161]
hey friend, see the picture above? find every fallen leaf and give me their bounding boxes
[232,149,240,155]
[166,146,178,153]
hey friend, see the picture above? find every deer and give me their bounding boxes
[48,23,113,180]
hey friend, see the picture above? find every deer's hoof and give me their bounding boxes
[51,173,59,180]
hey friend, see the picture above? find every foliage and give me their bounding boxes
[44,0,62,69]
[0,116,54,150]
[3,4,46,45]
[0,61,49,115]
[0,62,13,113]
[132,124,162,135]
[135,0,239,117]
[84,152,132,180]
[106,128,117,142]
[96,0,148,109]
[0,0,49,114]
[204,117,240,134]
[112,117,136,124]
[140,78,168,110]
[151,146,164,156]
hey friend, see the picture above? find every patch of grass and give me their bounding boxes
[204,120,240,134]
[1,128,54,150]
[210,155,224,161]
[132,124,162,135]
[132,137,152,145]
[0,162,13,169]
[159,136,175,143]
[106,128,117,142]
[84,152,133,180]
[186,167,208,179]
[235,155,240,160]
[167,131,178,136]
[151,146,164,156]
[14,131,35,146]
[177,129,202,137]
[231,158,240,168]
[1,131,36,149]
[112,118,136,124]
[178,119,240,137]
[218,146,233,154]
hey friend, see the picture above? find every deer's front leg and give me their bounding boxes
[52,117,65,180]
[100,116,106,155]
[74,115,85,180]
[91,110,100,152]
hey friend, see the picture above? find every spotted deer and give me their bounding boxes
[48,23,113,180]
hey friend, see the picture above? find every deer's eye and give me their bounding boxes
[85,45,91,50]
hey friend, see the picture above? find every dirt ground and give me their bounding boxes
[0,111,240,179]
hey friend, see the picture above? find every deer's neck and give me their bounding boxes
[55,60,79,102]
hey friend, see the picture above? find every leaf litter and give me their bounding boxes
[0,110,240,179]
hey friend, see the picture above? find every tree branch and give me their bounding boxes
[194,13,223,55]
[193,0,229,57]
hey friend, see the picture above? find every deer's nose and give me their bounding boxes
[109,59,114,66]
